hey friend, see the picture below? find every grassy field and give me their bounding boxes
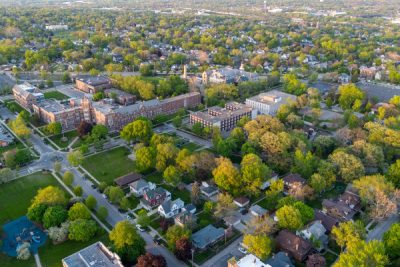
[44,91,69,100]
[4,100,24,113]
[49,130,78,148]
[82,146,136,184]
[0,172,64,225]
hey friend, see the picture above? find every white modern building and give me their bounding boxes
[245,90,296,116]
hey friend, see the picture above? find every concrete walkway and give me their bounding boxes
[33,253,42,267]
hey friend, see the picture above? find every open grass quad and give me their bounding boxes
[0,171,108,267]
[81,146,136,184]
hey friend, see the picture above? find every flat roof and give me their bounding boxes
[62,242,123,267]
[247,89,296,104]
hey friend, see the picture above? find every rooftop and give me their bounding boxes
[76,75,110,86]
[62,242,123,267]
[247,90,296,105]
[35,99,79,113]
[192,225,225,249]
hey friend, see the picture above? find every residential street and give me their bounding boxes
[367,214,399,241]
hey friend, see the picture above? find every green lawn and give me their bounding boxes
[39,232,109,267]
[49,130,78,148]
[0,172,64,225]
[0,141,25,154]
[145,172,164,184]
[306,182,346,209]
[44,91,69,100]
[4,100,24,113]
[163,184,191,204]
[82,146,136,185]
[181,142,202,152]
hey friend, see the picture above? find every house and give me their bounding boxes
[62,241,123,267]
[297,221,328,252]
[141,187,171,210]
[313,210,339,233]
[282,173,306,194]
[183,204,197,214]
[306,254,326,267]
[224,215,241,227]
[175,211,197,227]
[129,179,155,197]
[111,53,124,63]
[250,205,268,218]
[338,73,350,84]
[200,182,219,198]
[322,189,361,222]
[158,198,184,218]
[114,172,143,188]
[260,172,279,190]
[234,197,250,208]
[275,230,314,262]
[265,252,295,267]
[192,225,225,250]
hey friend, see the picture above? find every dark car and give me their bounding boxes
[153,237,162,245]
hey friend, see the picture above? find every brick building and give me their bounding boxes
[75,75,112,93]
[189,102,255,131]
[12,83,44,111]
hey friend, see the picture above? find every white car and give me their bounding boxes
[136,224,145,232]
[238,247,247,254]
[126,215,132,220]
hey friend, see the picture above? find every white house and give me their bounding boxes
[129,179,155,197]
[158,198,185,218]
[297,221,328,252]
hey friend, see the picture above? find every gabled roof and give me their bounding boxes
[129,179,148,190]
[160,198,184,214]
[276,230,313,262]
[282,173,306,185]
[313,210,339,232]
[115,172,143,187]
[192,225,225,249]
[145,187,168,199]
[265,252,294,267]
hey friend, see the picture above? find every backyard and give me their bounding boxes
[81,146,136,184]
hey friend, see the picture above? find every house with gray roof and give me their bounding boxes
[265,252,294,267]
[192,225,225,250]
[297,221,328,252]
[129,179,154,197]
[158,198,184,218]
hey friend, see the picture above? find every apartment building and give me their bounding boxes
[202,67,259,85]
[189,102,256,131]
[245,90,296,116]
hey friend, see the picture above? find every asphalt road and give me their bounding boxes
[367,214,399,241]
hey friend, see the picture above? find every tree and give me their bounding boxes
[136,209,151,227]
[137,253,167,267]
[215,193,236,218]
[8,114,31,139]
[310,161,336,194]
[291,150,319,179]
[104,186,124,204]
[77,121,93,137]
[282,73,307,95]
[109,220,146,263]
[165,225,191,251]
[163,165,181,186]
[240,153,270,196]
[68,202,91,221]
[54,161,62,173]
[246,216,277,235]
[213,157,241,196]
[62,72,71,84]
[338,83,365,110]
[293,202,314,224]
[62,171,74,186]
[120,118,153,143]
[156,143,179,171]
[27,203,47,223]
[387,159,400,188]
[73,185,83,197]
[191,182,201,205]
[67,150,83,167]
[175,237,192,261]
[0,168,15,184]
[276,205,304,230]
[383,223,400,259]
[45,122,62,135]
[191,122,204,136]
[331,221,366,251]
[32,186,67,206]
[119,197,131,211]
[68,219,98,242]
[98,206,108,220]
[333,239,388,267]
[48,221,70,244]
[85,195,97,210]
[90,124,108,141]
[42,206,68,228]
[135,146,156,173]
[243,234,274,260]
[329,151,364,183]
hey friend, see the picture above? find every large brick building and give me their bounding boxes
[75,75,112,93]
[189,102,256,131]
[32,92,201,131]
[12,83,44,111]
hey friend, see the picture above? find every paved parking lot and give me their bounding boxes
[357,81,400,102]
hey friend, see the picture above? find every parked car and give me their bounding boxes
[153,237,162,245]
[238,247,247,254]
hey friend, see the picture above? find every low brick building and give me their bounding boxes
[12,83,44,111]
[75,75,112,93]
